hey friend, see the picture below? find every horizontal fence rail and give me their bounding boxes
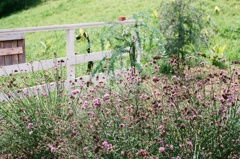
[0,20,136,34]
[0,20,140,102]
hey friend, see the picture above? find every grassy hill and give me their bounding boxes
[0,0,239,61]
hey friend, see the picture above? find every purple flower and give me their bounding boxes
[81,101,88,110]
[48,144,56,153]
[170,102,175,107]
[27,123,33,129]
[219,97,225,103]
[71,89,80,95]
[200,62,205,67]
[159,147,165,153]
[93,98,102,107]
[103,93,110,100]
[154,65,160,70]
[176,156,181,159]
[157,125,164,130]
[29,131,33,135]
[83,147,88,151]
[221,59,226,63]
[187,141,193,147]
[102,141,109,148]
[119,123,125,128]
[197,82,202,87]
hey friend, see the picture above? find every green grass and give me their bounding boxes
[0,0,239,62]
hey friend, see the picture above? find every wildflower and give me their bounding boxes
[29,131,33,135]
[154,65,160,70]
[93,98,102,107]
[219,97,225,103]
[176,156,181,159]
[214,6,220,13]
[102,141,109,148]
[170,102,175,107]
[27,123,33,129]
[107,144,114,152]
[187,141,193,147]
[83,147,88,151]
[81,101,88,110]
[158,138,164,143]
[222,116,228,121]
[119,123,125,128]
[221,58,226,63]
[103,93,110,100]
[71,89,80,95]
[48,144,56,153]
[227,96,234,102]
[197,81,202,87]
[157,125,164,130]
[136,149,149,157]
[197,95,202,99]
[121,151,125,155]
[170,145,173,150]
[42,93,48,96]
[171,76,177,81]
[159,147,165,153]
[200,62,205,67]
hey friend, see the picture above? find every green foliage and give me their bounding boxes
[1,59,239,158]
[39,39,52,56]
[210,44,227,68]
[158,0,209,61]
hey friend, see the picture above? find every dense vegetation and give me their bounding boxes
[0,0,239,158]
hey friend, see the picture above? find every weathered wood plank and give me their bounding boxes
[0,20,137,34]
[0,72,107,102]
[11,41,19,64]
[0,50,128,76]
[17,39,25,63]
[0,42,4,66]
[0,33,24,41]
[3,41,12,65]
[0,47,23,56]
[0,57,67,76]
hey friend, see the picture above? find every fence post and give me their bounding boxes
[66,29,75,89]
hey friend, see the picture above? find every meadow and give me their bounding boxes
[0,0,240,158]
[0,0,239,61]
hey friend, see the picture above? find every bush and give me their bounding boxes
[158,0,210,61]
[0,57,239,158]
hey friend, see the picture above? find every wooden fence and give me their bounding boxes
[0,20,141,102]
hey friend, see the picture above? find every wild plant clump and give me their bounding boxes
[0,57,239,158]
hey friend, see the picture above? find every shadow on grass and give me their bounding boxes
[0,0,43,18]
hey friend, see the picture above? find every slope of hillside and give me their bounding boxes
[0,0,160,29]
[0,0,239,61]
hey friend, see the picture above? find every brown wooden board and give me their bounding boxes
[11,41,19,64]
[3,41,13,65]
[0,42,4,66]
[17,39,25,63]
[0,47,23,56]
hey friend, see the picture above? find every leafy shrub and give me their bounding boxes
[158,0,210,61]
[0,57,239,158]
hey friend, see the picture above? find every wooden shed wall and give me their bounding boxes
[0,33,25,66]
